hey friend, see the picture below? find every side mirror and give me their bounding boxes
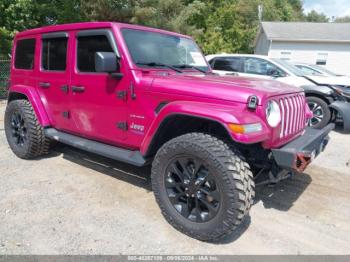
[273,72,283,78]
[268,68,285,78]
[95,52,118,73]
[267,68,277,76]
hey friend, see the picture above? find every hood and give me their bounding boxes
[150,73,303,105]
[307,75,350,87]
[278,75,314,87]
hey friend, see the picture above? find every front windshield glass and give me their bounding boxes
[310,65,338,77]
[271,58,305,77]
[122,29,209,71]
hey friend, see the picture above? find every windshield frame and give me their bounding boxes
[120,28,210,72]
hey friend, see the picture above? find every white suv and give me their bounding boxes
[206,54,312,87]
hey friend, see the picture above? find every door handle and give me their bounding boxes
[71,86,85,93]
[39,82,50,88]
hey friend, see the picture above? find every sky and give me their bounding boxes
[303,0,350,18]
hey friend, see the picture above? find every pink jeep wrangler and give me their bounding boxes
[5,22,333,241]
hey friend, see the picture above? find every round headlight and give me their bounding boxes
[266,100,281,127]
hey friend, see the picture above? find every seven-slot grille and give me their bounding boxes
[279,93,306,138]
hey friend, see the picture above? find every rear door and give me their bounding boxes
[240,57,285,80]
[36,32,72,131]
[210,57,242,76]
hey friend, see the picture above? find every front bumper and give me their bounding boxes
[329,101,350,132]
[272,124,334,173]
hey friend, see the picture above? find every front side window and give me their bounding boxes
[15,38,36,69]
[42,37,68,71]
[122,29,209,71]
[77,35,113,72]
[212,57,241,72]
[243,57,283,76]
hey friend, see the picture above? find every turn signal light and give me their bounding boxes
[228,123,262,134]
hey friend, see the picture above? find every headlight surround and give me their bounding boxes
[266,100,281,127]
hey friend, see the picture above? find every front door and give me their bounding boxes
[239,57,276,80]
[36,32,73,132]
[69,29,128,146]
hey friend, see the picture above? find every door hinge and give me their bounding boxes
[60,85,69,93]
[117,90,127,100]
[130,83,136,100]
[62,111,70,118]
[117,121,128,131]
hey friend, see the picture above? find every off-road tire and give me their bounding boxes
[306,96,331,129]
[5,99,51,159]
[151,133,255,242]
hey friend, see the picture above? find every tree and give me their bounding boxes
[0,0,307,56]
[0,0,83,55]
[80,0,136,22]
[335,16,350,23]
[305,10,329,22]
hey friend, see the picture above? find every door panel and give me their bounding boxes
[69,29,128,145]
[36,32,73,131]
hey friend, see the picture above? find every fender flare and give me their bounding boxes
[140,101,270,155]
[8,85,51,127]
[303,88,334,104]
[329,101,350,132]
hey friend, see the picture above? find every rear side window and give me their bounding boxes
[77,35,113,72]
[42,37,68,71]
[212,57,241,72]
[15,38,36,69]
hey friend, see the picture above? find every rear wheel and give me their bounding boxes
[151,133,254,242]
[306,96,331,129]
[5,99,51,159]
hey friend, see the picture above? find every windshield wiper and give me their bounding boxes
[136,62,183,73]
[174,64,208,74]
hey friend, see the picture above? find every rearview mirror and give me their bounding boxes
[95,52,118,73]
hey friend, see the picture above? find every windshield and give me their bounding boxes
[310,65,338,77]
[271,58,305,77]
[122,29,209,72]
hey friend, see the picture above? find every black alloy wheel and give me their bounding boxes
[165,156,221,223]
[152,133,255,242]
[10,111,28,147]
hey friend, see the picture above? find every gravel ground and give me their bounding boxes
[0,99,349,255]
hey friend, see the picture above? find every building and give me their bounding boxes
[254,22,350,75]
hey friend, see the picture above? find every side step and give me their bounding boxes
[44,128,147,167]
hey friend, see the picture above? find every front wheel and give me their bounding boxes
[151,133,255,242]
[306,96,331,129]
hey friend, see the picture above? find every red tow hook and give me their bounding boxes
[295,153,312,173]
